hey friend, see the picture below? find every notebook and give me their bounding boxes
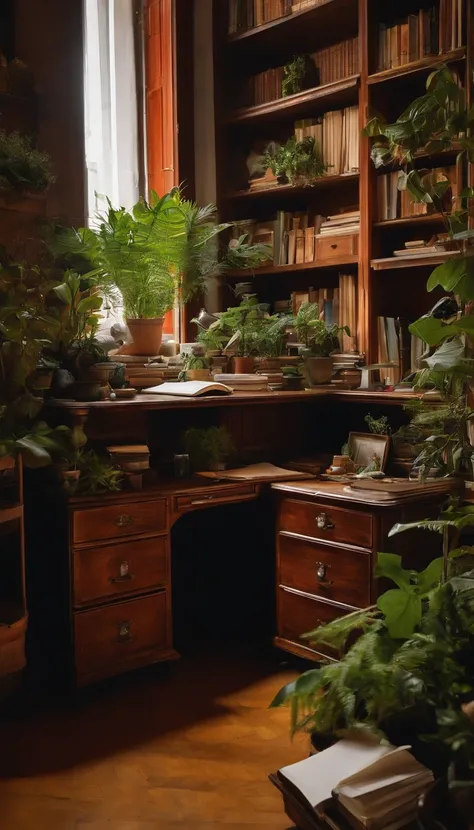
[196,463,312,481]
[142,381,233,397]
[273,738,433,830]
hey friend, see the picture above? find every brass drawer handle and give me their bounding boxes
[190,495,216,505]
[316,562,333,586]
[114,513,134,528]
[117,619,133,643]
[109,561,136,584]
[315,512,334,530]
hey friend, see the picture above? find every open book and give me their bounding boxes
[142,381,233,397]
[197,463,312,481]
[273,739,433,830]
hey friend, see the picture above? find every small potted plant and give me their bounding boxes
[180,353,210,381]
[254,315,291,371]
[27,356,59,395]
[282,365,304,390]
[263,136,329,187]
[293,302,349,385]
[184,426,235,472]
[217,298,269,374]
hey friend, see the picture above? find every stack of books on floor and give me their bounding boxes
[271,738,434,830]
[317,210,360,237]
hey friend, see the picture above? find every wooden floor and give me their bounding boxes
[0,647,306,830]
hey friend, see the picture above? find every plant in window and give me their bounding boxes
[53,189,272,356]
[0,130,56,193]
[263,136,328,186]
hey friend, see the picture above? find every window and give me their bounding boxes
[84,0,140,223]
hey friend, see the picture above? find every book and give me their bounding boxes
[197,462,311,481]
[272,738,433,830]
[142,381,233,397]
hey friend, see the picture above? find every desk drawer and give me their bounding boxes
[75,592,168,685]
[279,498,372,549]
[316,233,358,261]
[173,484,256,512]
[73,536,168,607]
[73,499,167,545]
[279,534,370,607]
[277,588,352,659]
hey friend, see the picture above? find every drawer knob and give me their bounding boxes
[331,243,338,249]
[109,561,136,584]
[191,495,216,505]
[315,512,334,530]
[114,513,134,528]
[316,562,333,586]
[117,619,133,642]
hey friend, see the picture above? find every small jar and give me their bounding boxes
[174,454,190,479]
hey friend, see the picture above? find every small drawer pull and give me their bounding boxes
[316,562,333,586]
[315,512,334,530]
[330,243,338,249]
[114,513,134,528]
[191,495,216,505]
[109,561,136,584]
[117,619,133,642]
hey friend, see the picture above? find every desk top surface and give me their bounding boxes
[47,388,419,413]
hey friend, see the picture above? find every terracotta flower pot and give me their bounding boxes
[234,356,255,374]
[126,317,164,357]
[304,356,334,386]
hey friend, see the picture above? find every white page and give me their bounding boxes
[142,381,232,396]
[337,750,430,798]
[279,739,397,809]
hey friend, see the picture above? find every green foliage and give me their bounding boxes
[215,298,269,357]
[194,324,229,353]
[253,314,291,357]
[263,136,328,186]
[271,557,474,775]
[364,414,391,435]
[282,365,302,377]
[225,233,272,270]
[0,130,56,193]
[54,190,271,321]
[293,301,349,355]
[76,450,123,495]
[184,426,235,471]
[282,54,315,97]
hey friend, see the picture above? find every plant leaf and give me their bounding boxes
[377,589,422,639]
[375,552,411,590]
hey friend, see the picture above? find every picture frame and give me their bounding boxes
[347,432,390,472]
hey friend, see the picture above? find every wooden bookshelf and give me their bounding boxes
[226,76,360,125]
[213,0,472,364]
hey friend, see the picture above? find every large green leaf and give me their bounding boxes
[416,558,444,594]
[374,552,411,590]
[408,316,459,346]
[424,338,465,370]
[76,295,103,314]
[377,589,422,639]
[15,436,52,468]
[426,258,469,294]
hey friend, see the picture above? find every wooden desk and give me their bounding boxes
[27,390,444,688]
[272,481,449,661]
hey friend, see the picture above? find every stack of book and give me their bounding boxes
[271,738,434,830]
[377,166,457,221]
[393,238,445,257]
[376,2,463,71]
[312,37,359,84]
[317,210,360,237]
[228,0,292,34]
[118,356,181,390]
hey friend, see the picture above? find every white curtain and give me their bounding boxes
[84,0,140,224]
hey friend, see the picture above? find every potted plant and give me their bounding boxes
[254,314,291,371]
[179,353,210,382]
[293,302,349,385]
[0,130,56,196]
[217,298,269,374]
[54,190,271,356]
[281,365,304,390]
[75,450,123,496]
[263,136,329,187]
[27,356,59,394]
[184,426,235,472]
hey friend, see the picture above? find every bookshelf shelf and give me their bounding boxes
[226,76,360,125]
[0,505,23,526]
[225,256,358,278]
[368,48,466,85]
[371,252,461,271]
[374,214,445,228]
[227,173,360,202]
[227,0,358,49]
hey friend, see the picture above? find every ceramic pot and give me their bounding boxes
[234,356,255,374]
[186,369,210,381]
[126,317,164,356]
[304,356,334,386]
